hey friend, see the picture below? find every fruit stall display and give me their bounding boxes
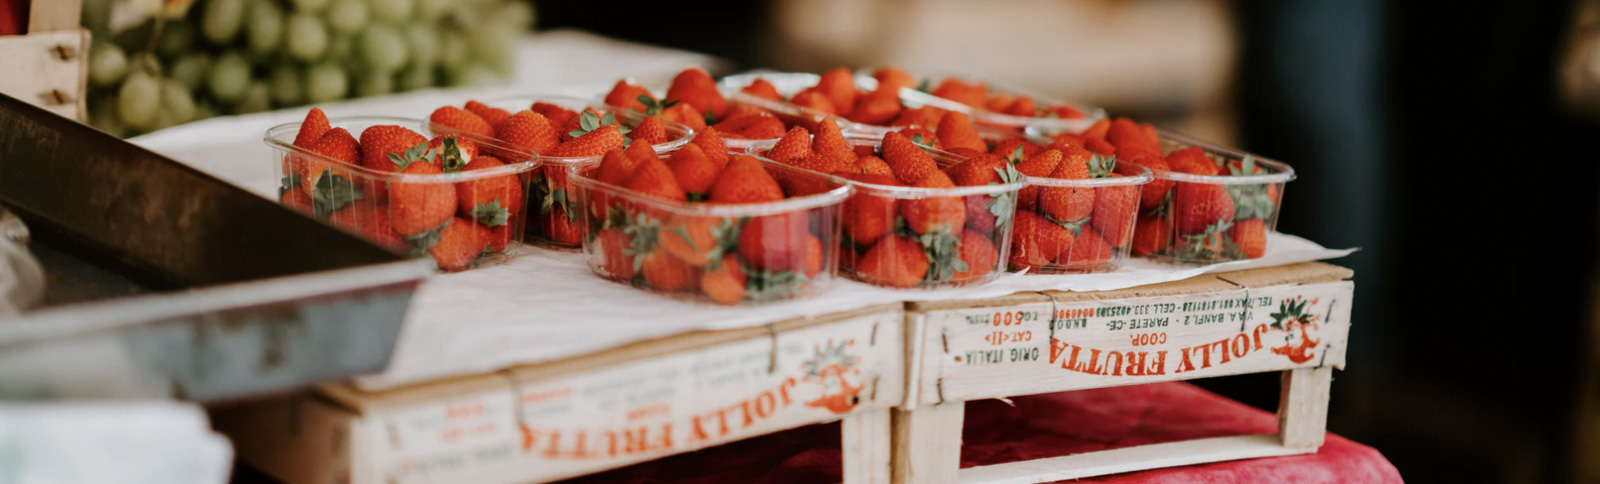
[426,96,694,247]
[571,145,852,305]
[750,124,1026,289]
[266,108,539,271]
[80,0,534,137]
[859,68,1107,136]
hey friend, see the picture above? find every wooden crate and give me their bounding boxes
[212,303,905,484]
[0,0,87,120]
[893,262,1354,484]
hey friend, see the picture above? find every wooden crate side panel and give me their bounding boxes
[211,394,361,484]
[0,29,88,119]
[919,281,1353,404]
[954,434,1313,484]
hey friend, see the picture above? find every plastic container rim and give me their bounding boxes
[569,153,855,218]
[746,137,1027,200]
[477,94,697,164]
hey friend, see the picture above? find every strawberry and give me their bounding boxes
[1012,148,1061,211]
[495,110,560,156]
[717,111,786,139]
[1231,218,1267,259]
[531,102,578,130]
[708,155,784,204]
[1081,119,1111,142]
[301,127,362,200]
[951,229,996,283]
[790,88,836,116]
[840,173,899,245]
[816,68,858,117]
[560,108,619,143]
[1057,227,1112,270]
[936,111,985,153]
[902,170,966,235]
[881,131,937,185]
[1004,96,1037,117]
[700,254,748,304]
[642,249,700,291]
[630,115,668,146]
[1124,151,1174,210]
[812,118,856,167]
[803,233,824,279]
[691,126,730,169]
[1044,105,1085,119]
[1106,118,1161,155]
[424,218,490,271]
[353,204,407,252]
[990,138,1040,159]
[740,78,783,101]
[1085,138,1116,156]
[897,127,942,149]
[427,135,478,172]
[791,152,844,176]
[1140,122,1161,148]
[550,125,626,158]
[543,203,584,246]
[1132,213,1170,256]
[456,155,524,225]
[738,212,809,272]
[293,108,332,149]
[1172,181,1234,235]
[1038,147,1096,223]
[943,153,1010,187]
[851,156,894,177]
[985,93,1015,113]
[666,144,719,196]
[603,80,653,112]
[430,106,493,138]
[596,227,638,279]
[485,224,513,253]
[850,88,901,126]
[465,100,510,130]
[889,106,944,128]
[359,125,428,172]
[964,195,997,234]
[1009,210,1073,271]
[280,188,313,214]
[659,214,730,267]
[931,78,985,107]
[1167,147,1218,175]
[596,149,643,188]
[625,156,688,203]
[1051,133,1086,149]
[665,67,728,118]
[766,126,813,163]
[663,103,707,132]
[388,155,457,236]
[1091,183,1139,247]
[872,67,916,92]
[723,104,770,121]
[623,136,661,166]
[857,235,928,288]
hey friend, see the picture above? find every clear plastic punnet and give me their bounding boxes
[750,136,1025,289]
[1138,130,1296,264]
[1011,160,1153,274]
[432,96,693,248]
[265,116,540,272]
[570,149,853,305]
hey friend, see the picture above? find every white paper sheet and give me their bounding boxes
[0,402,233,484]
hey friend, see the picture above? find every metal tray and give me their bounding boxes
[0,93,435,402]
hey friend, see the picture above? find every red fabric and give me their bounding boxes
[561,382,1401,483]
[0,0,21,37]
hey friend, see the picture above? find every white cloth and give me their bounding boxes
[0,402,233,484]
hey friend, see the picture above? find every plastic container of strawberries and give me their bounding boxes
[852,71,1107,138]
[265,117,540,272]
[719,72,860,145]
[570,150,853,305]
[1139,130,1295,264]
[436,96,694,249]
[1011,159,1153,274]
[749,136,1025,289]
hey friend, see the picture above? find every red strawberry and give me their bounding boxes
[811,118,855,167]
[625,156,688,202]
[1085,138,1116,156]
[1140,122,1161,148]
[1057,227,1112,270]
[931,78,985,107]
[280,188,313,214]
[872,67,916,92]
[659,214,723,267]
[485,224,513,253]
[456,155,524,225]
[631,115,668,146]
[1172,181,1234,235]
[1013,148,1062,211]
[495,111,560,156]
[717,111,786,139]
[351,204,407,252]
[427,135,479,172]
[708,155,784,204]
[803,233,824,280]
[1081,119,1111,142]
[665,68,728,118]
[603,80,653,112]
[857,235,928,288]
[596,149,643,187]
[359,125,427,172]
[936,111,985,153]
[293,108,332,148]
[1124,152,1174,210]
[790,88,836,116]
[596,227,638,279]
[700,254,747,304]
[388,158,457,236]
[851,156,894,177]
[531,102,578,130]
[1132,213,1171,256]
[738,212,809,272]
[691,126,730,169]
[791,152,844,176]
[1038,147,1095,223]
[543,203,584,246]
[840,174,899,245]
[944,153,1011,187]
[964,195,997,234]
[559,108,615,143]
[740,78,783,101]
[1231,218,1268,258]
[301,127,362,198]
[816,68,858,117]
[1091,183,1139,247]
[1107,118,1154,153]
[889,106,944,128]
[1167,147,1218,175]
[1009,210,1073,271]
[991,138,1040,159]
[666,144,719,196]
[663,103,706,132]
[465,100,510,130]
[430,106,493,138]
[897,127,942,149]
[951,229,997,283]
[1004,96,1037,117]
[1044,104,1085,119]
[881,131,938,185]
[423,219,490,271]
[642,249,700,291]
[550,125,625,158]
[765,126,813,163]
[850,88,901,126]
[902,171,966,235]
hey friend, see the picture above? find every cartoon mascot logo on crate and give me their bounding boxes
[1268,296,1321,364]
[800,340,863,414]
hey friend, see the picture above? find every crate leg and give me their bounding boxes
[1277,366,1332,449]
[891,402,964,484]
[843,408,893,484]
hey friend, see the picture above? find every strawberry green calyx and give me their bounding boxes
[703,111,717,126]
[403,218,451,257]
[1044,213,1089,237]
[920,229,969,283]
[691,217,742,266]
[1227,157,1274,220]
[623,212,661,272]
[569,111,630,139]
[910,133,930,147]
[1175,219,1233,260]
[1006,145,1027,165]
[744,266,809,301]
[637,95,679,117]
[389,142,433,170]
[279,173,302,197]
[1087,154,1117,178]
[435,138,469,173]
[311,170,363,219]
[987,164,1023,229]
[472,200,511,227]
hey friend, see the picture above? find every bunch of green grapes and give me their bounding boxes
[81,0,536,137]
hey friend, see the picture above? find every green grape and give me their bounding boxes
[368,0,413,23]
[305,62,349,103]
[81,0,113,38]
[403,24,438,68]
[285,14,329,61]
[500,1,536,31]
[396,63,434,91]
[436,29,468,69]
[147,109,177,133]
[235,82,272,114]
[446,63,495,87]
[157,22,195,58]
[88,43,128,88]
[88,94,126,137]
[413,0,449,22]
[201,0,247,45]
[117,70,161,130]
[326,34,355,61]
[168,53,212,91]
[160,79,196,124]
[358,25,408,74]
[468,26,514,75]
[325,0,368,35]
[269,64,305,106]
[247,1,286,55]
[208,52,252,103]
[355,70,393,97]
[291,0,331,13]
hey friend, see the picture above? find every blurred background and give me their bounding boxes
[21,0,1600,481]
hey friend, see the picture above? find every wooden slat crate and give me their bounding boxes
[0,0,87,120]
[893,262,1354,484]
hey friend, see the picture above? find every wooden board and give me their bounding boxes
[214,305,905,484]
[0,29,88,120]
